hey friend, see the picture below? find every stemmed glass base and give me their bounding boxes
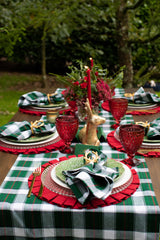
[59,144,75,154]
[123,156,141,166]
[111,121,120,129]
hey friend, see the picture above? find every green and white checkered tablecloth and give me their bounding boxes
[0,89,159,240]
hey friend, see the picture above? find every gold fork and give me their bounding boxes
[38,165,49,198]
[27,165,41,198]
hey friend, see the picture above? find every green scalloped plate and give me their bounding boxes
[4,132,56,143]
[33,102,67,108]
[128,102,157,109]
[55,156,125,183]
[128,102,152,107]
[143,135,160,143]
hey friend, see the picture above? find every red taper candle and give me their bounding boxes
[87,68,92,108]
[90,57,93,69]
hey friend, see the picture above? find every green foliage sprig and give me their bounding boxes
[53,59,124,103]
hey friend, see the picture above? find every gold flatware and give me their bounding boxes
[38,165,50,198]
[139,148,160,154]
[27,166,41,198]
[127,109,157,114]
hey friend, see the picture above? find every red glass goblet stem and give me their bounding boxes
[119,124,145,166]
[109,98,128,129]
[56,115,79,153]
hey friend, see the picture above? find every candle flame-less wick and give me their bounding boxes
[84,65,89,70]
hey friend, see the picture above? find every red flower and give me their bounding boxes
[73,81,79,86]
[95,71,98,76]
[80,82,88,89]
[83,76,87,81]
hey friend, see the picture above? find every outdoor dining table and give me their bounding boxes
[0,88,159,240]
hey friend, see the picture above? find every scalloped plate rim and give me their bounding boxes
[50,159,131,191]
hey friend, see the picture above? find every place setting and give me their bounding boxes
[18,88,70,116]
[0,115,65,154]
[102,87,160,115]
[27,148,140,209]
[107,118,160,158]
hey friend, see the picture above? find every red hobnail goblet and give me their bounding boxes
[55,115,79,153]
[109,98,128,129]
[119,124,145,166]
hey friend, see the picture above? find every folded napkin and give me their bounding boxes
[0,118,55,140]
[63,150,119,204]
[125,87,160,104]
[116,119,160,140]
[145,118,160,140]
[18,90,65,107]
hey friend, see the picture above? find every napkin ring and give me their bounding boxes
[135,121,150,128]
[84,150,99,164]
[47,93,57,104]
[135,121,150,134]
[124,93,135,101]
[30,120,44,135]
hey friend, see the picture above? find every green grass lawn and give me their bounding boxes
[0,73,42,125]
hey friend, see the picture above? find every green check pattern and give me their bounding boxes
[18,88,65,107]
[126,87,160,103]
[147,117,160,139]
[63,160,119,204]
[0,116,55,140]
[0,88,159,240]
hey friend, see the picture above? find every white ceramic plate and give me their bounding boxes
[50,161,132,191]
[0,130,58,146]
[128,103,157,110]
[141,142,160,148]
[32,102,68,110]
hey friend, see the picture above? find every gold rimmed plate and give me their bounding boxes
[47,157,132,195]
[0,131,58,146]
[53,157,125,184]
[32,102,68,110]
[143,136,160,144]
[128,103,157,109]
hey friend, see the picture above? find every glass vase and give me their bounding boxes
[76,99,99,121]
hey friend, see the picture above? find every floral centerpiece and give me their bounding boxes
[57,58,124,119]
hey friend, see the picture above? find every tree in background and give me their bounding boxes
[113,0,160,87]
[0,0,160,88]
[0,0,26,57]
[14,0,81,88]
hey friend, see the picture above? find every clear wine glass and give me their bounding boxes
[119,124,145,166]
[109,98,128,129]
[55,115,79,153]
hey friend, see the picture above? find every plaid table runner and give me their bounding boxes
[0,89,159,240]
